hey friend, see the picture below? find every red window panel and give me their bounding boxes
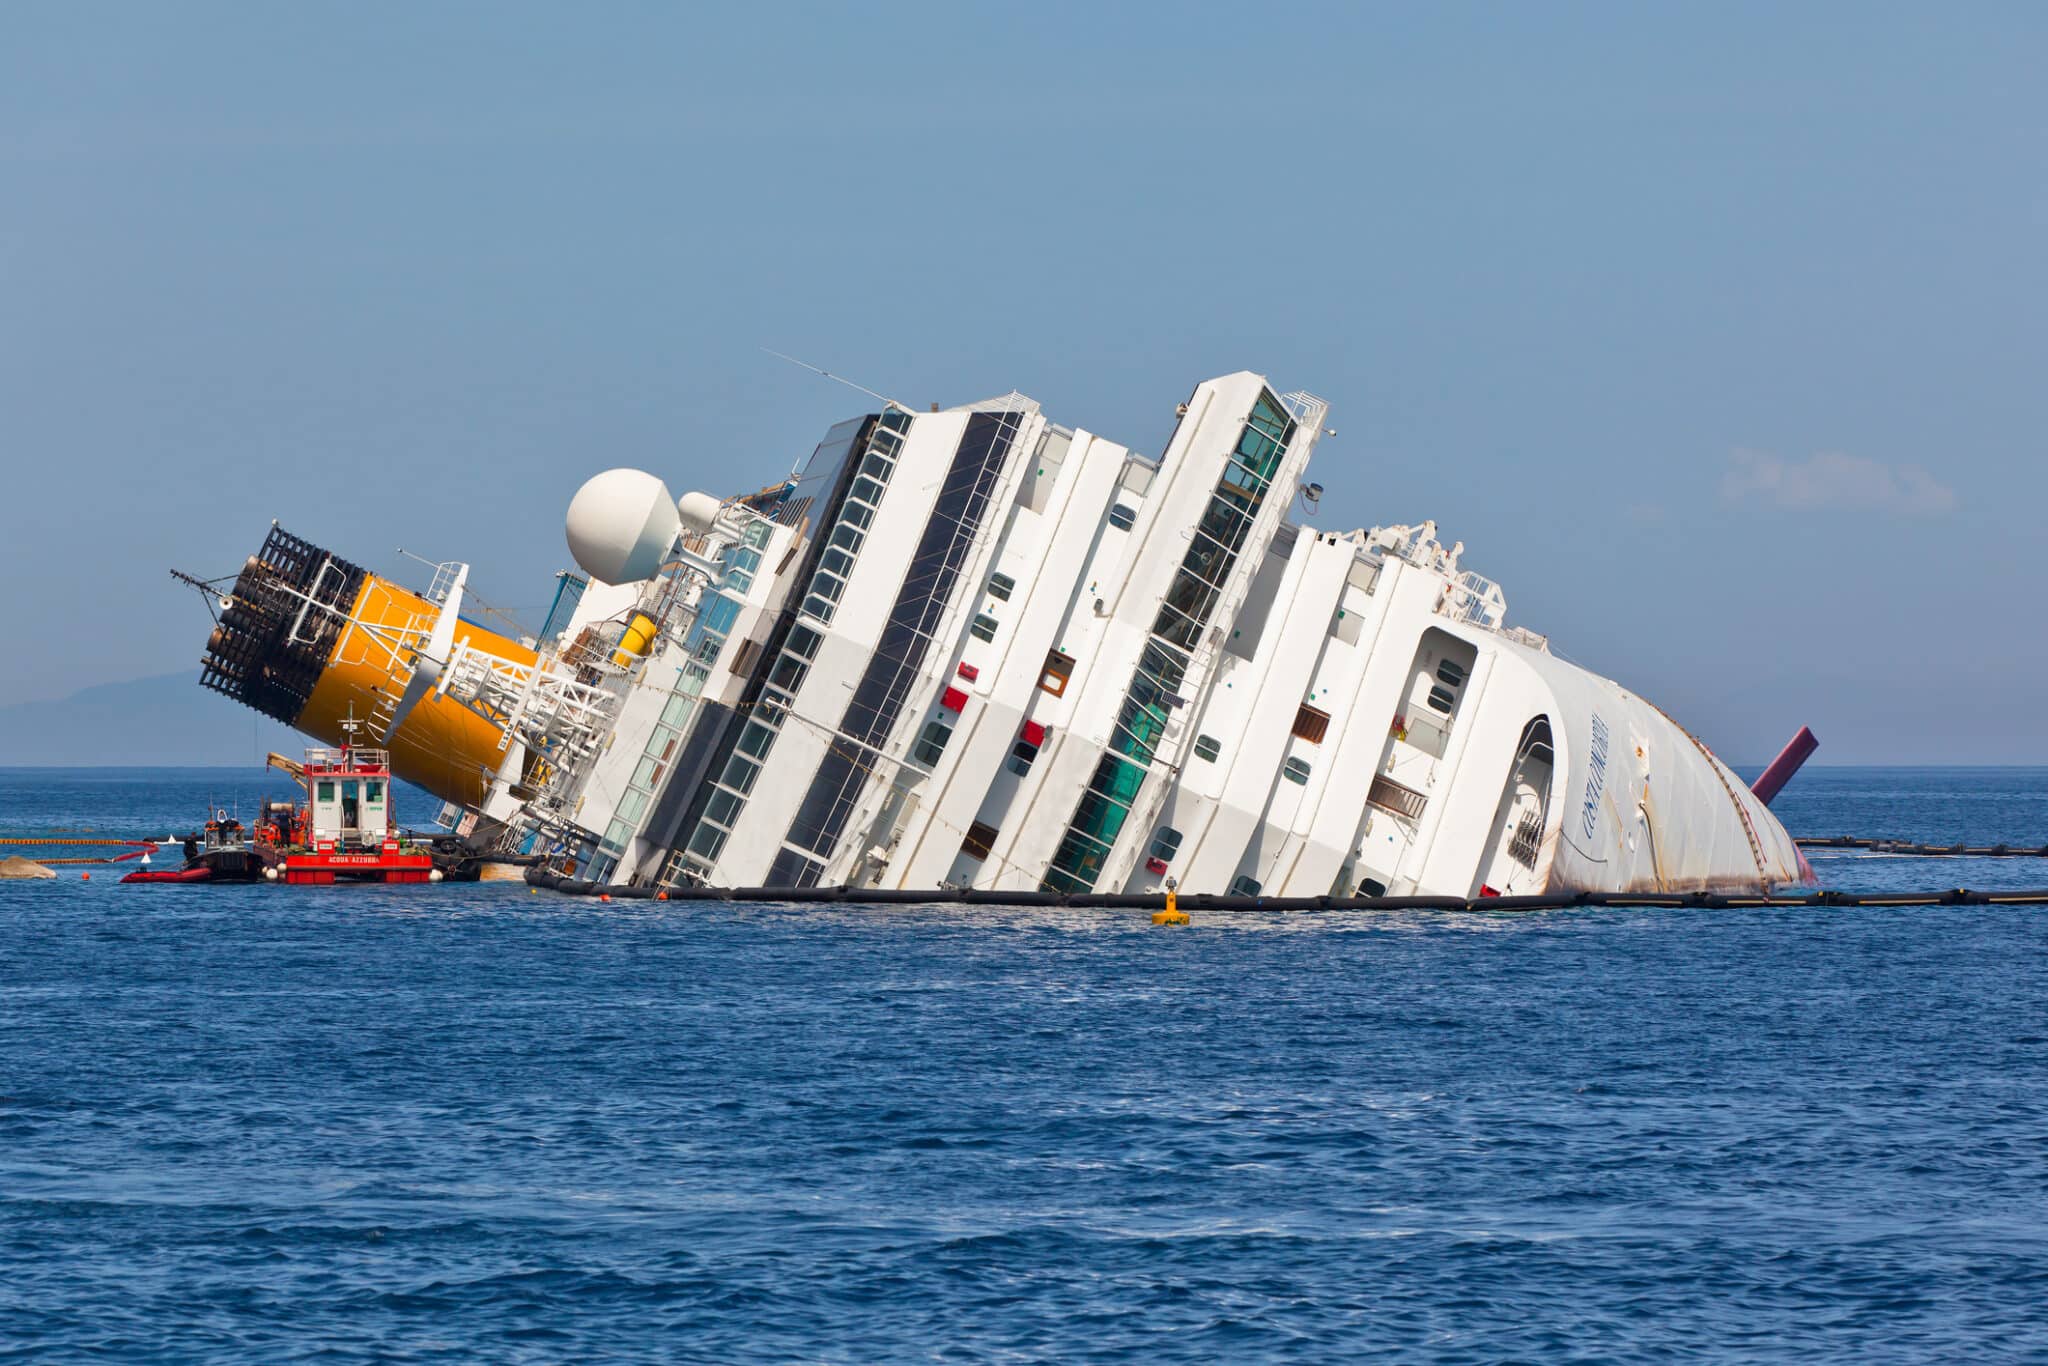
[941,687,968,713]
[1021,720,1046,746]
[957,662,980,681]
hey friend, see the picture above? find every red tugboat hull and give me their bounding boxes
[282,851,436,885]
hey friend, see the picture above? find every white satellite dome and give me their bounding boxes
[565,469,681,584]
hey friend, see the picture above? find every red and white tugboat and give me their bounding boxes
[125,716,446,885]
[278,742,436,884]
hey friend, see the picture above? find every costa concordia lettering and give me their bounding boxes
[185,372,1814,896]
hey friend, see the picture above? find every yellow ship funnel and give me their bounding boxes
[197,526,534,808]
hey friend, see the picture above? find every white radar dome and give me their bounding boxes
[565,468,681,584]
[676,491,723,538]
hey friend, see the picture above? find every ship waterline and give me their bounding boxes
[188,372,1808,897]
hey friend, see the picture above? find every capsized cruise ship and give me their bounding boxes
[186,372,1811,897]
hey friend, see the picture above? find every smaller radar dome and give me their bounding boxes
[565,469,682,584]
[676,491,723,538]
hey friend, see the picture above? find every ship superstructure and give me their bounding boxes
[186,371,1809,897]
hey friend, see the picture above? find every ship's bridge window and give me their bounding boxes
[970,613,1000,643]
[364,781,383,802]
[1108,503,1137,531]
[1193,734,1222,764]
[1149,827,1183,862]
[1291,704,1330,745]
[1282,757,1312,785]
[988,572,1016,602]
[849,476,884,508]
[1040,650,1075,697]
[913,720,953,768]
[1229,874,1263,898]
[317,781,335,802]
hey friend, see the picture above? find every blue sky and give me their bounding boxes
[4,3,2043,763]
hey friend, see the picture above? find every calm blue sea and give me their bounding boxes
[3,766,2046,1363]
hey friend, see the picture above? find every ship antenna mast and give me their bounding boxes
[760,348,908,412]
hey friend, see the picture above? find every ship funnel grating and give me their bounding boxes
[197,525,369,726]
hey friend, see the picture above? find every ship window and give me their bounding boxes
[1149,827,1183,862]
[770,653,810,692]
[1040,649,1075,696]
[1193,735,1222,764]
[364,781,383,802]
[702,594,742,636]
[785,624,823,660]
[705,789,742,828]
[693,635,723,664]
[802,594,835,623]
[961,821,999,862]
[811,573,845,605]
[860,452,893,480]
[879,409,913,433]
[829,524,863,554]
[970,613,999,643]
[1229,874,1263,898]
[317,781,334,802]
[1427,684,1456,714]
[1282,757,1312,785]
[820,548,855,579]
[1108,503,1137,531]
[687,824,727,861]
[913,720,952,768]
[737,721,776,759]
[988,572,1016,601]
[720,754,760,794]
[1008,739,1039,777]
[743,521,773,549]
[661,694,695,727]
[1291,704,1330,745]
[1437,658,1467,687]
[849,476,884,508]
[839,502,874,531]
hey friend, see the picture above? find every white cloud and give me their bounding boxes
[1721,448,1957,516]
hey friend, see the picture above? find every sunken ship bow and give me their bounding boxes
[184,372,1813,897]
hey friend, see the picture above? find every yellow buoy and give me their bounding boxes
[1152,884,1188,926]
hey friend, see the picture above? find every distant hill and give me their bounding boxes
[0,672,303,766]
